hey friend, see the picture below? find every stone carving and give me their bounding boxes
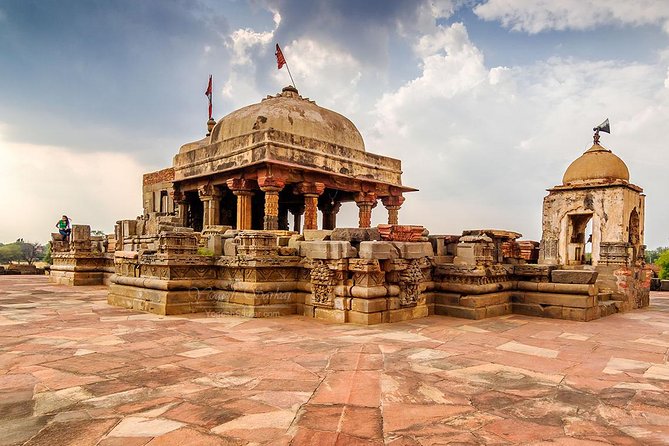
[399,259,423,307]
[309,260,336,307]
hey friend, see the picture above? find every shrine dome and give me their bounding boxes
[209,86,366,152]
[562,143,630,185]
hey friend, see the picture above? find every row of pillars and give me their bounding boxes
[172,177,405,232]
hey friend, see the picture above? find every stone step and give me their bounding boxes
[598,300,619,317]
[598,292,612,302]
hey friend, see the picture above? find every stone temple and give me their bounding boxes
[48,86,651,324]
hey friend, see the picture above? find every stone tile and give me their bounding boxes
[1,278,669,445]
[107,417,185,437]
[497,340,559,358]
[23,418,119,446]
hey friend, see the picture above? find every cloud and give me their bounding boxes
[474,0,669,34]
[227,10,281,66]
[370,22,669,247]
[0,126,145,243]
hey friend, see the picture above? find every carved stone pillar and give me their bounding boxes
[198,184,222,227]
[382,195,405,225]
[295,182,325,231]
[291,205,305,233]
[319,200,342,230]
[169,189,188,227]
[226,179,255,230]
[355,192,377,229]
[258,176,285,231]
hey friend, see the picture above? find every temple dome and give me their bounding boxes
[209,86,365,152]
[562,143,630,185]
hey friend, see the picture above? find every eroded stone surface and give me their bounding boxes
[1,276,669,445]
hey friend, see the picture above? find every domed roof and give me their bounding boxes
[209,86,365,151]
[562,143,629,185]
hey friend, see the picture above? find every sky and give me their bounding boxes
[1,0,668,248]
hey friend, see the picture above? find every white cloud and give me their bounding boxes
[226,10,281,66]
[271,39,363,114]
[0,128,145,243]
[370,22,669,247]
[474,0,669,34]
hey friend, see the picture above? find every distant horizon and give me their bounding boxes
[1,0,668,248]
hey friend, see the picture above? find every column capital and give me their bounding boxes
[198,184,222,200]
[295,181,325,197]
[257,176,286,192]
[381,195,405,208]
[169,188,186,204]
[226,178,256,193]
[355,191,378,207]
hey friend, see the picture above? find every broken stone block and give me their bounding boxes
[551,270,598,284]
[303,229,332,241]
[359,241,399,260]
[390,242,433,259]
[330,228,380,242]
[300,241,356,259]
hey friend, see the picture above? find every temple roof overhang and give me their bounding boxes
[172,129,417,196]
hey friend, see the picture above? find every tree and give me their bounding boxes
[656,250,669,280]
[19,242,45,265]
[646,246,668,264]
[0,243,22,264]
[0,240,45,265]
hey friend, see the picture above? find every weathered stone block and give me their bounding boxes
[433,304,486,320]
[330,228,380,242]
[223,238,238,256]
[390,242,433,259]
[512,292,594,308]
[459,292,511,308]
[207,235,223,256]
[388,305,428,322]
[348,311,384,325]
[314,307,346,323]
[301,241,356,259]
[303,229,332,241]
[485,303,512,318]
[350,286,387,299]
[432,293,461,306]
[350,297,388,313]
[551,270,598,284]
[359,241,399,260]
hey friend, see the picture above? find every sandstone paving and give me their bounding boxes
[1,276,669,445]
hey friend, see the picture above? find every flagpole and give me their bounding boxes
[284,61,297,90]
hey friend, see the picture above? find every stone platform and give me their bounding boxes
[2,276,669,445]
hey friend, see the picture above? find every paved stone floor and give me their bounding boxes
[1,276,669,445]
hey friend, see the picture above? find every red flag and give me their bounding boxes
[205,75,212,119]
[275,44,286,69]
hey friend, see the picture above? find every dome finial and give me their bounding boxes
[206,117,216,137]
[593,118,610,146]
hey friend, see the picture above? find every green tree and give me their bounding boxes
[0,243,22,264]
[646,246,668,264]
[20,241,44,265]
[43,243,53,265]
[657,250,669,280]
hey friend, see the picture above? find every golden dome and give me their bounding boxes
[562,143,629,185]
[209,86,365,152]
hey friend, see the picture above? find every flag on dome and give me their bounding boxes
[205,75,213,119]
[275,44,286,69]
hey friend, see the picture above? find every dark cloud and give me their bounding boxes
[262,0,439,66]
[0,0,231,163]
